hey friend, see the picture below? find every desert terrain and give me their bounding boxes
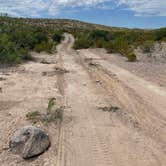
[0,34,166,166]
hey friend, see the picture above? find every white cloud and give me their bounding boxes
[56,0,108,7]
[0,0,165,17]
[0,0,109,17]
[0,0,59,17]
[118,0,166,16]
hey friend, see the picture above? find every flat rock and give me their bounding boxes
[9,126,50,159]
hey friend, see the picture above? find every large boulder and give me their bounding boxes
[9,126,50,159]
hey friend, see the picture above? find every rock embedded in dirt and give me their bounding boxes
[9,126,50,159]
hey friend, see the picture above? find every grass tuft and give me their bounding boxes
[26,98,64,124]
[98,106,119,113]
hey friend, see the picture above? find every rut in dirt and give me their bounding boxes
[56,34,166,166]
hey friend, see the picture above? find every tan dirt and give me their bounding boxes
[56,34,166,166]
[0,52,62,165]
[0,34,166,166]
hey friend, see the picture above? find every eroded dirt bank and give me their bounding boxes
[0,34,166,166]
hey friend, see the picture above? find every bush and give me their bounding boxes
[26,98,64,124]
[0,17,63,64]
[52,31,63,43]
[127,53,137,62]
[104,38,137,61]
[155,28,166,41]
[88,30,111,41]
[93,40,106,48]
[74,38,93,49]
[34,41,53,53]
[141,41,154,53]
[26,111,41,123]
[73,30,137,61]
[0,33,32,64]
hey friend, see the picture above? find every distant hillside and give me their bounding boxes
[0,16,138,32]
[0,16,165,64]
[18,18,130,31]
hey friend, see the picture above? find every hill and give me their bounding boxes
[0,16,166,64]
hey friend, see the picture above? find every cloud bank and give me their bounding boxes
[118,0,166,16]
[0,0,165,17]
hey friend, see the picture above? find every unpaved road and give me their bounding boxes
[56,34,166,166]
[0,34,166,166]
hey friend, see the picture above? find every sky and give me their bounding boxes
[0,0,166,29]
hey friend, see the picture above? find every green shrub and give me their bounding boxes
[155,28,166,41]
[73,30,137,61]
[0,17,63,64]
[127,53,137,62]
[141,41,154,53]
[19,48,32,61]
[98,106,120,112]
[52,31,63,43]
[26,98,64,124]
[47,98,56,114]
[34,41,53,53]
[93,40,106,48]
[26,111,41,123]
[104,38,137,61]
[74,38,93,49]
[0,33,32,64]
[88,30,111,41]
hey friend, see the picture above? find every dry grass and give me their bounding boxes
[98,106,120,113]
[26,98,64,124]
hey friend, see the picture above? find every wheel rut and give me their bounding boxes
[56,34,166,166]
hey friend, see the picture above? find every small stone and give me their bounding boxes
[9,126,50,159]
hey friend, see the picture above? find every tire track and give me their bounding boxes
[56,34,166,166]
[78,49,166,146]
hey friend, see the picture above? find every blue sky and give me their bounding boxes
[0,0,166,29]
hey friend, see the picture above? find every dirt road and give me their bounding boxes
[56,34,166,166]
[0,34,165,166]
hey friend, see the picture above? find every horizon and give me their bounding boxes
[0,0,166,29]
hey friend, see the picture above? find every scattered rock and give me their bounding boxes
[88,62,98,67]
[95,80,102,85]
[9,126,50,159]
[84,58,93,62]
[42,67,69,76]
[98,106,120,112]
[54,67,69,74]
[0,77,6,81]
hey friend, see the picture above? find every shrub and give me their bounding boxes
[98,106,120,112]
[88,30,111,41]
[52,31,63,43]
[141,41,154,53]
[26,98,64,124]
[26,111,41,123]
[155,28,166,41]
[74,38,93,49]
[104,38,137,61]
[127,53,137,62]
[93,40,106,48]
[0,33,32,64]
[0,17,63,64]
[47,98,56,114]
[34,41,53,53]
